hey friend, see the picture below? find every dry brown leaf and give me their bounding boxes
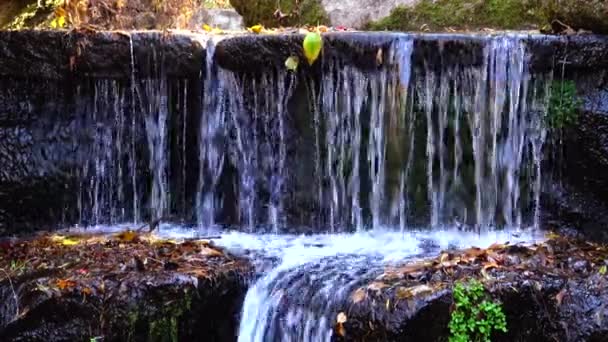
[351,288,366,303]
[200,246,223,257]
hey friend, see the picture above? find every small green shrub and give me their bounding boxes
[546,80,582,129]
[449,279,507,342]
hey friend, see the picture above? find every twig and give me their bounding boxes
[0,268,19,321]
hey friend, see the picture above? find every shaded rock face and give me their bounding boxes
[0,31,205,235]
[539,39,608,242]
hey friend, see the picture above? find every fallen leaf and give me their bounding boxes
[202,24,212,32]
[114,230,139,243]
[285,56,299,72]
[376,48,383,66]
[200,246,223,257]
[351,288,366,303]
[367,282,388,292]
[56,279,76,290]
[303,32,323,65]
[248,24,264,34]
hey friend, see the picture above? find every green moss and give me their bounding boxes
[230,0,329,27]
[149,316,179,342]
[367,0,546,32]
[144,289,193,342]
[367,0,608,33]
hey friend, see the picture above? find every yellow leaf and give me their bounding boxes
[51,235,79,246]
[284,56,299,72]
[61,238,78,246]
[114,230,139,243]
[248,24,264,34]
[202,24,212,32]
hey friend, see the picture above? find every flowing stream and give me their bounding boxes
[71,33,553,341]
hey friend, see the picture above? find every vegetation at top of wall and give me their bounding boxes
[546,80,582,130]
[2,0,64,29]
[367,0,547,32]
[367,0,608,34]
[230,0,329,27]
[1,0,234,30]
[449,279,507,342]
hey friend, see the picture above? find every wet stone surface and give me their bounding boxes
[0,232,252,341]
[334,236,608,341]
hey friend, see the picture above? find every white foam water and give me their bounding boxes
[218,228,543,342]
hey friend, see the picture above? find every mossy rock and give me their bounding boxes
[366,0,546,32]
[367,0,608,34]
[230,0,329,27]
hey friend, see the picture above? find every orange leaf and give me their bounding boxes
[56,279,76,290]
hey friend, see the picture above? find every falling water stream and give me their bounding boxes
[71,33,553,341]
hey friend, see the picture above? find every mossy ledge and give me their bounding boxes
[367,0,608,34]
[230,0,329,27]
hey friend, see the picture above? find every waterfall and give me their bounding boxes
[70,33,550,234]
[234,34,551,341]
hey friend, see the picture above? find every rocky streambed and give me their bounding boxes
[0,231,607,341]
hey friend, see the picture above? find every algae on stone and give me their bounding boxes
[367,0,546,32]
[230,0,329,27]
[367,0,608,34]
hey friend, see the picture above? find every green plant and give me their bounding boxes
[546,80,582,129]
[449,279,507,342]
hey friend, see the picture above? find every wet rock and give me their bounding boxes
[0,30,205,79]
[0,234,253,341]
[335,237,608,341]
